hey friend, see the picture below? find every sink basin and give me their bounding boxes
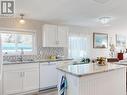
[72,62,88,65]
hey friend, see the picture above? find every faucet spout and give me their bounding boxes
[17,48,24,62]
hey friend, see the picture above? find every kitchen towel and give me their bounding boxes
[60,76,67,95]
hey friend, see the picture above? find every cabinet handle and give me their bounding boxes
[22,72,25,77]
[20,72,25,77]
[20,72,22,77]
[23,72,25,77]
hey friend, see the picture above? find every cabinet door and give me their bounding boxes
[0,77,2,95]
[0,67,2,95]
[23,69,39,92]
[40,62,57,90]
[57,26,69,47]
[3,71,22,95]
[43,24,57,47]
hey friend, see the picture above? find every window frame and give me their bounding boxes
[0,29,37,56]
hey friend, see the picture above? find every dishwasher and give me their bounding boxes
[39,62,58,91]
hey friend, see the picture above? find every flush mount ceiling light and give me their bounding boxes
[19,14,26,24]
[98,17,112,24]
[93,0,111,4]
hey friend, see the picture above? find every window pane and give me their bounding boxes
[0,31,34,54]
[69,36,87,59]
[1,33,16,52]
[17,34,33,51]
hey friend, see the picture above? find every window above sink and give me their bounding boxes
[0,30,37,55]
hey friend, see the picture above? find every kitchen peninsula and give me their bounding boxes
[57,63,126,95]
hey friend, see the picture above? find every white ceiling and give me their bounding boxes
[15,0,127,32]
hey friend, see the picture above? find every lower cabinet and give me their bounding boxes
[3,60,73,95]
[3,71,23,95]
[3,64,39,95]
[23,69,39,92]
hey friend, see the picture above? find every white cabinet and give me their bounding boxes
[40,62,58,90]
[3,71,22,95]
[0,66,2,95]
[22,69,39,92]
[57,26,68,47]
[43,24,57,47]
[3,64,39,95]
[43,24,69,47]
[0,80,2,95]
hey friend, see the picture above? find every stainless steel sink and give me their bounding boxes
[72,62,88,65]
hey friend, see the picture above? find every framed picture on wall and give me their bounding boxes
[93,33,108,48]
[116,34,126,47]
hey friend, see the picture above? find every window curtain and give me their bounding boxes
[68,32,89,60]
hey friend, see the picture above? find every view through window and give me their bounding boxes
[0,31,35,54]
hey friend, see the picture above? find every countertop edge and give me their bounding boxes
[57,64,126,77]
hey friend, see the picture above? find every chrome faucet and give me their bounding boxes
[17,48,24,62]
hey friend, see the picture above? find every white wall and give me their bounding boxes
[68,25,127,58]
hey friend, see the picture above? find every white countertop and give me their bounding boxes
[116,59,127,65]
[57,63,126,77]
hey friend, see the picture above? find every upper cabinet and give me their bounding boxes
[43,24,58,47]
[42,24,69,47]
[57,26,68,47]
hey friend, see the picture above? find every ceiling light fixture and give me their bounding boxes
[19,14,26,24]
[98,17,111,24]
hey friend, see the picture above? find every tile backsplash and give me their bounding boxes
[3,47,64,61]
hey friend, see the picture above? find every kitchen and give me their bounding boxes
[0,0,127,95]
